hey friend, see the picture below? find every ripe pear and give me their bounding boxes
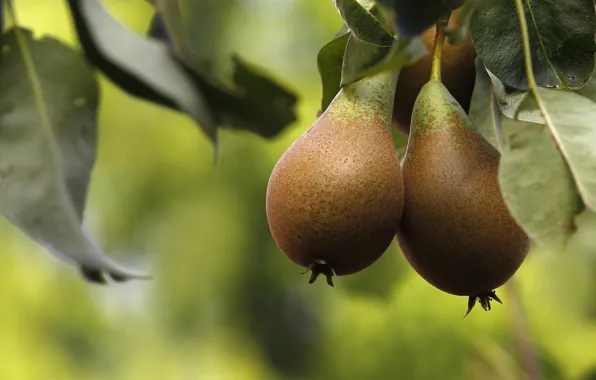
[266,71,404,286]
[396,23,530,315]
[392,7,476,134]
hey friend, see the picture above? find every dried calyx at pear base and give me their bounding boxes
[266,69,404,286]
[395,20,531,317]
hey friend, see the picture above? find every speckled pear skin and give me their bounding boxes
[266,71,404,276]
[397,80,530,296]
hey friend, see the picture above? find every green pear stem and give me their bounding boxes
[430,21,447,83]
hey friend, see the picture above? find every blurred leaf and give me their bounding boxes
[468,58,503,150]
[566,209,596,263]
[190,55,298,138]
[333,0,393,45]
[67,0,298,147]
[0,0,4,34]
[341,33,426,86]
[152,0,194,62]
[157,0,299,137]
[470,0,596,89]
[0,27,147,283]
[67,0,217,145]
[176,0,240,81]
[146,13,173,45]
[498,119,580,250]
[374,0,463,38]
[524,88,596,212]
[317,32,349,112]
[166,0,299,136]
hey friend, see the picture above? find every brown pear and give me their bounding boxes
[392,7,477,134]
[266,71,404,286]
[396,22,530,316]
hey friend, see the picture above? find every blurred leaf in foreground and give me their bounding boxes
[0,27,148,283]
[67,0,217,146]
[68,0,298,151]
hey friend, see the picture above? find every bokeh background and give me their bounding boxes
[2,1,596,379]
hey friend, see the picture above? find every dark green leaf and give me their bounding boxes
[521,88,596,212]
[153,0,298,136]
[468,58,503,150]
[374,0,463,38]
[334,0,393,45]
[470,0,596,89]
[342,34,390,86]
[147,13,173,45]
[67,0,217,145]
[221,55,298,137]
[176,0,240,81]
[0,28,148,282]
[317,33,350,112]
[499,119,580,251]
[341,33,426,86]
[67,0,297,146]
[153,0,196,65]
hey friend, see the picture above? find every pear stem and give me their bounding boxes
[430,21,447,83]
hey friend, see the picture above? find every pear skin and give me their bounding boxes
[397,80,530,297]
[267,71,404,285]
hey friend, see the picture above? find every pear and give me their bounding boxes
[396,22,530,315]
[266,70,404,286]
[392,7,477,134]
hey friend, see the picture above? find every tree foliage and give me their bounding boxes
[3,0,596,379]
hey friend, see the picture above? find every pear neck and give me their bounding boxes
[329,70,400,124]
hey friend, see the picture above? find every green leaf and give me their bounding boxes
[444,0,477,45]
[524,88,596,212]
[468,58,503,150]
[486,69,544,124]
[317,32,350,112]
[0,28,149,283]
[152,0,194,63]
[68,0,297,147]
[333,0,393,45]
[176,0,240,80]
[68,0,218,145]
[575,68,596,100]
[342,34,390,86]
[218,55,298,138]
[341,33,427,86]
[158,0,298,137]
[499,119,580,251]
[147,13,173,44]
[470,0,596,89]
[374,0,463,38]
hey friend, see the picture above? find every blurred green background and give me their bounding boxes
[2,1,596,379]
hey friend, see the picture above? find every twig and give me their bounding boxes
[504,279,542,380]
